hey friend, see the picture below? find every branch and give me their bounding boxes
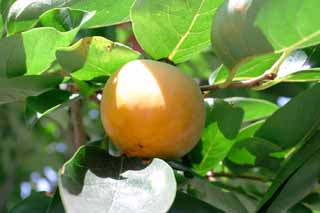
[211,172,267,182]
[200,72,277,92]
[0,160,17,211]
[70,100,87,149]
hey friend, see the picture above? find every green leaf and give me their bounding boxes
[228,137,281,167]
[206,100,244,139]
[10,192,51,213]
[131,0,223,63]
[178,49,221,79]
[191,120,262,175]
[213,54,280,84]
[0,14,3,36]
[256,68,320,90]
[59,145,177,213]
[0,8,93,77]
[288,204,313,213]
[256,0,320,51]
[56,36,141,80]
[224,97,279,122]
[255,83,320,149]
[191,123,232,175]
[6,0,135,34]
[303,193,320,211]
[47,189,65,213]
[169,192,223,213]
[25,89,72,125]
[185,177,248,213]
[0,75,62,105]
[258,132,320,210]
[262,149,320,212]
[212,0,320,69]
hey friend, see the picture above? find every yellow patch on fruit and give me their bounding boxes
[100,59,205,158]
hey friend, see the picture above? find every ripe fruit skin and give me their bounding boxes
[100,59,205,158]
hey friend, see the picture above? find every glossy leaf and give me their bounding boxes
[256,0,320,51]
[6,0,135,34]
[0,75,62,105]
[0,8,93,77]
[255,84,320,149]
[59,145,177,213]
[131,0,223,63]
[56,36,141,80]
[212,0,320,69]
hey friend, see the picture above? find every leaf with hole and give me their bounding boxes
[59,145,177,213]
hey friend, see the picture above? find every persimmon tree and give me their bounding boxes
[1,0,320,212]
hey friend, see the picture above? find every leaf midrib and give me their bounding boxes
[167,0,206,61]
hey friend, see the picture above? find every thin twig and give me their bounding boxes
[200,72,277,92]
[211,172,267,182]
[70,100,87,149]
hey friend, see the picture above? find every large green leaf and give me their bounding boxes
[212,0,320,70]
[59,145,177,213]
[255,83,320,149]
[0,75,62,105]
[131,0,223,63]
[169,192,223,213]
[256,0,320,51]
[6,0,135,34]
[56,36,141,80]
[258,132,320,210]
[0,8,93,77]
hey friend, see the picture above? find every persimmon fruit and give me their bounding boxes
[100,59,205,158]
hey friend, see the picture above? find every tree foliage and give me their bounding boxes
[1,0,320,212]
